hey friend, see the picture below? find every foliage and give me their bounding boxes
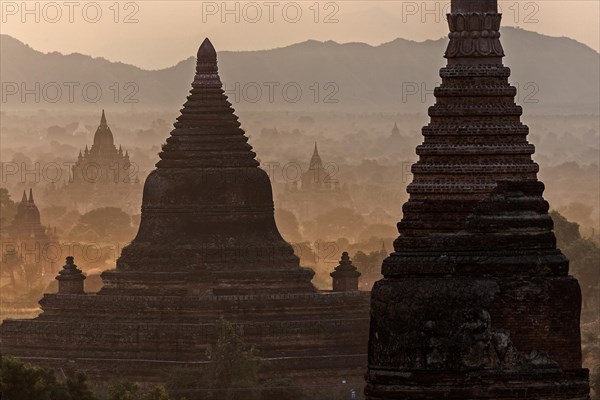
[0,187,18,233]
[166,319,306,400]
[551,210,600,319]
[69,207,136,242]
[205,319,262,399]
[305,208,366,241]
[581,329,600,398]
[274,208,302,243]
[0,357,95,400]
[107,380,140,400]
[352,250,384,276]
[551,210,582,247]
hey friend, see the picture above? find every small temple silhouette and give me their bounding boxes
[365,0,590,398]
[0,39,371,390]
[278,142,352,220]
[72,110,136,186]
[44,111,141,214]
[2,189,59,277]
[390,122,401,139]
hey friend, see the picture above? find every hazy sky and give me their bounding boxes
[2,0,599,69]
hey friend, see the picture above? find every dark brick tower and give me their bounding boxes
[364,1,591,398]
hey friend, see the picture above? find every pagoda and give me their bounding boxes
[3,189,59,275]
[278,143,352,220]
[71,110,135,186]
[44,110,141,214]
[390,122,401,139]
[365,1,590,399]
[0,39,370,392]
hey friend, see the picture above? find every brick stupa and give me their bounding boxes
[0,39,370,390]
[365,1,590,399]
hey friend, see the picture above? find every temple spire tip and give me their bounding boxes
[100,109,107,126]
[198,38,217,60]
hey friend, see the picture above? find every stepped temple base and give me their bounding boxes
[1,291,370,385]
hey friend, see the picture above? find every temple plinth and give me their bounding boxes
[364,1,590,399]
[101,38,315,296]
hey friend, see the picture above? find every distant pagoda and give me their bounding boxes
[4,189,59,275]
[44,110,141,214]
[365,1,590,399]
[71,110,136,186]
[279,142,352,220]
[1,39,370,393]
[390,122,401,139]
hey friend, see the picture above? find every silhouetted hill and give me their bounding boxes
[1,28,598,113]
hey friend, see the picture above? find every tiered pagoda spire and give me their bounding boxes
[365,0,590,399]
[101,38,315,296]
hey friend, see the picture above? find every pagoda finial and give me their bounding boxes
[194,38,221,87]
[28,188,34,203]
[20,190,27,203]
[313,141,319,156]
[198,38,217,60]
[100,109,107,126]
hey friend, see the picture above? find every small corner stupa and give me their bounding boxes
[365,1,590,399]
[0,38,370,392]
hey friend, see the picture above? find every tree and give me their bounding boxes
[581,329,600,398]
[166,319,267,400]
[141,386,172,400]
[0,357,95,400]
[352,250,383,276]
[64,372,96,400]
[69,207,136,243]
[307,208,366,241]
[0,187,17,234]
[550,210,581,247]
[206,319,262,399]
[108,380,140,400]
[274,209,302,243]
[551,211,600,318]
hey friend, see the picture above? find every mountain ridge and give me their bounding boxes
[1,28,598,113]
